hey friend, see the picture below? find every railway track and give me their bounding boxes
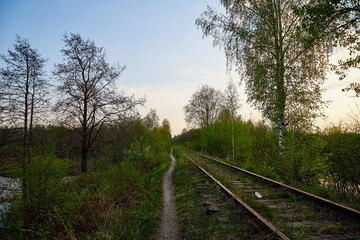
[182,150,360,240]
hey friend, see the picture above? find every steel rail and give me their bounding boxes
[183,152,289,240]
[194,152,360,220]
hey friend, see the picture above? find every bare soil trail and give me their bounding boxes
[157,149,179,240]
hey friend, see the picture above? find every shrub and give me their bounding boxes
[280,132,328,184]
[324,126,360,194]
[9,154,71,238]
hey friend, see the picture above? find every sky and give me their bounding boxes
[0,0,359,136]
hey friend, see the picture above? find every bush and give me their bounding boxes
[280,132,328,184]
[2,151,170,239]
[324,126,360,194]
[3,154,71,239]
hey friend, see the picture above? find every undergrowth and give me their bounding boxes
[1,151,170,239]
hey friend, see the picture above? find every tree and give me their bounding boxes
[161,118,172,150]
[144,108,160,131]
[53,33,145,172]
[196,0,329,153]
[299,0,360,96]
[298,0,360,46]
[184,84,223,129]
[224,80,240,159]
[0,35,49,164]
[0,35,49,229]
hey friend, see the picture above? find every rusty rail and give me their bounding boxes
[183,152,289,240]
[194,152,360,220]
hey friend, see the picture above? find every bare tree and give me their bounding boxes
[184,84,223,129]
[53,33,145,172]
[0,35,49,227]
[0,35,48,164]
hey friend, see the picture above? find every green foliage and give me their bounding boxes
[324,126,360,194]
[232,120,254,163]
[114,156,170,239]
[242,161,278,180]
[299,0,360,98]
[1,109,173,239]
[175,115,360,198]
[3,154,70,239]
[281,132,328,184]
[193,119,278,167]
[172,128,201,150]
[93,118,146,165]
[172,149,262,239]
[196,0,329,133]
[22,154,69,202]
[2,151,170,239]
[124,113,172,171]
[32,125,73,159]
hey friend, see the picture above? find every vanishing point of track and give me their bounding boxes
[182,150,360,240]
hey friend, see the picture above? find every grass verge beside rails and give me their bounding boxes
[172,149,264,239]
[109,155,170,240]
[196,151,360,211]
[0,152,171,239]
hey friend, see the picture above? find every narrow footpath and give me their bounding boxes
[157,149,179,240]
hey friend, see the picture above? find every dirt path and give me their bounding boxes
[157,149,179,240]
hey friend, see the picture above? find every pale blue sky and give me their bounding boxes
[1,0,359,135]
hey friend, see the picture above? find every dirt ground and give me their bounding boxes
[157,150,179,240]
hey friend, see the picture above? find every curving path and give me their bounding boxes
[157,149,179,240]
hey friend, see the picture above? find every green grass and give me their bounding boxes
[110,157,170,240]
[1,151,171,240]
[172,148,263,239]
[190,149,360,212]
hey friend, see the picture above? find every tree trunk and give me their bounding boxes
[22,56,30,231]
[29,82,35,162]
[81,118,88,172]
[231,117,235,160]
[81,93,88,172]
[23,59,29,164]
[279,112,285,154]
[273,0,286,156]
[81,140,88,172]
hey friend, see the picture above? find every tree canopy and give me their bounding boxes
[196,0,330,151]
[299,0,360,97]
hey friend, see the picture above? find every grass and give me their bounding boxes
[191,149,360,211]
[188,152,278,221]
[176,148,360,240]
[1,151,171,240]
[298,184,360,210]
[172,148,263,239]
[111,158,170,239]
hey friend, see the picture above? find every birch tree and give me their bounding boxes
[224,80,240,159]
[196,0,329,153]
[53,33,145,172]
[299,0,360,97]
